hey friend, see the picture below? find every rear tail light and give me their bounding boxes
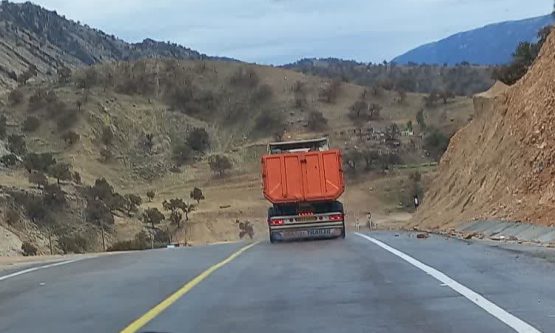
[270,219,284,226]
[329,214,343,221]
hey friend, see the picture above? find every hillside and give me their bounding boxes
[0,1,218,90]
[282,58,494,96]
[413,27,555,229]
[0,58,474,255]
[393,14,554,65]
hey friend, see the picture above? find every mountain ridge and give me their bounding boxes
[0,1,228,89]
[392,14,554,65]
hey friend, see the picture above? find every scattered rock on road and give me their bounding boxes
[464,232,478,240]
[417,233,429,239]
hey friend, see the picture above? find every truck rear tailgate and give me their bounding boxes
[262,149,344,204]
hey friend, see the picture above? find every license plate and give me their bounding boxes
[281,229,335,239]
[307,229,332,236]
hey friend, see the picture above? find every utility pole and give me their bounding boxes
[150,221,154,249]
[48,228,53,255]
[155,61,160,98]
[100,223,106,251]
[167,225,172,244]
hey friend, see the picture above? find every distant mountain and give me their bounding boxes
[0,1,227,89]
[392,14,554,65]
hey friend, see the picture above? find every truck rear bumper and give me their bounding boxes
[269,221,344,240]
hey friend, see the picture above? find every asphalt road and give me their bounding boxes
[1,232,555,333]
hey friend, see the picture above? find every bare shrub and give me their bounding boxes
[307,110,328,131]
[229,67,259,88]
[21,242,37,256]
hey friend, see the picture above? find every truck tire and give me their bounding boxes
[340,221,346,239]
[268,207,277,244]
[333,201,345,239]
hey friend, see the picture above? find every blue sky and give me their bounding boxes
[23,0,554,64]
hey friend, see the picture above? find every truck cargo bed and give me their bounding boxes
[261,149,344,204]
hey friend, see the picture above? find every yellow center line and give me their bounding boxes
[120,241,260,333]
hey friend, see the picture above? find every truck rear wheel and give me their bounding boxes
[340,221,346,239]
[333,201,345,239]
[268,207,277,244]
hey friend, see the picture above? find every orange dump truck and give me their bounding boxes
[261,138,345,243]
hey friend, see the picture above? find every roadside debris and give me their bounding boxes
[464,232,478,240]
[416,233,429,239]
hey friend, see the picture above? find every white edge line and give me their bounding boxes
[0,258,83,282]
[354,232,541,333]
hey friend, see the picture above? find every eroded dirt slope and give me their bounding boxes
[414,29,555,229]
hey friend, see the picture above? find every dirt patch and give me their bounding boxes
[0,255,64,271]
[0,224,22,256]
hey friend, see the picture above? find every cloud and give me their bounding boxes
[21,0,553,64]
